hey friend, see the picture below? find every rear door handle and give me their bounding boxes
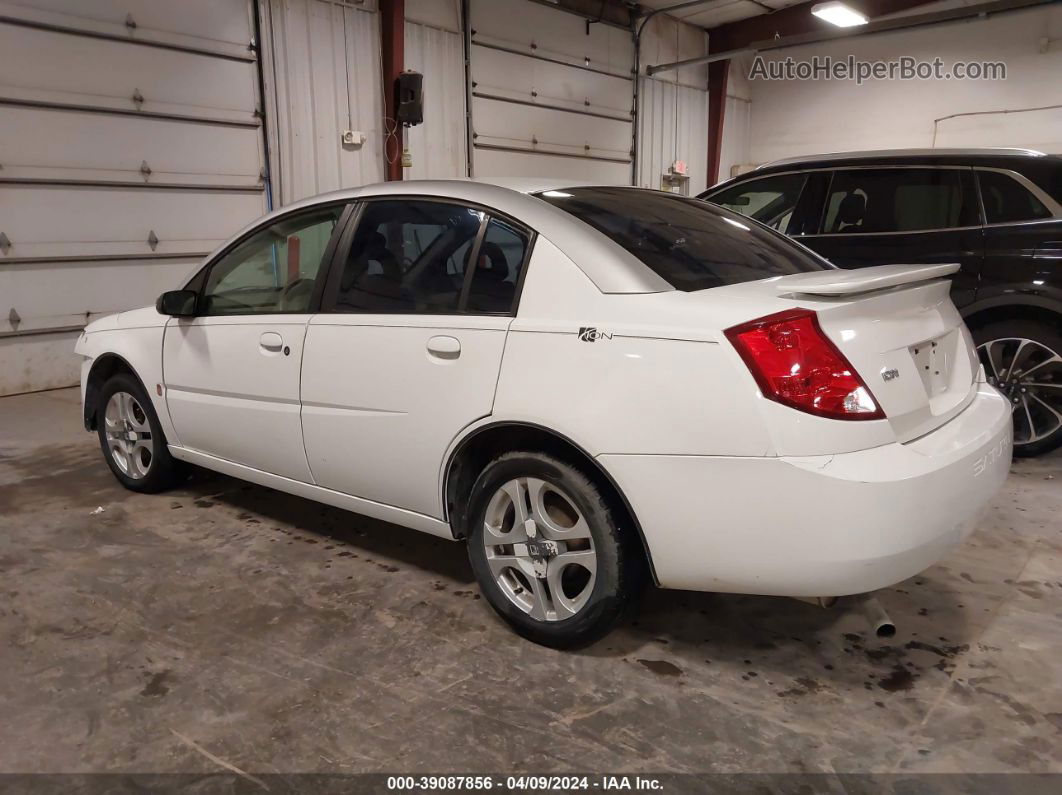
[259,332,284,352]
[427,335,461,359]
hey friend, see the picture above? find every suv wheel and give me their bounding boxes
[465,452,642,648]
[97,372,182,493]
[974,320,1062,457]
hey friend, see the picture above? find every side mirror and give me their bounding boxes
[729,195,751,206]
[156,289,197,317]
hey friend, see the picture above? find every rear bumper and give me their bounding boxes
[600,384,1012,596]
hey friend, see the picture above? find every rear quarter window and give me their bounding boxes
[538,187,830,292]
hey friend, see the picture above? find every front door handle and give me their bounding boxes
[427,335,461,360]
[259,332,284,352]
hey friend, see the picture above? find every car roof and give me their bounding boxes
[702,148,1062,197]
[757,147,1052,170]
[205,179,674,295]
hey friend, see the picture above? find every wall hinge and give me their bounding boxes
[8,308,21,330]
[0,232,10,255]
[125,13,137,30]
[140,160,152,180]
[132,88,144,106]
[147,230,159,251]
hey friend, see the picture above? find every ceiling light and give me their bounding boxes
[811,1,868,27]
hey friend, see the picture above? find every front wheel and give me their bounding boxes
[96,372,181,493]
[465,452,642,648]
[974,320,1062,457]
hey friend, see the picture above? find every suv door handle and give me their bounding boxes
[427,335,461,359]
[259,332,284,352]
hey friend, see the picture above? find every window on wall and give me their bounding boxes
[821,169,978,234]
[978,171,1052,224]
[706,173,808,233]
[332,200,530,315]
[200,206,345,315]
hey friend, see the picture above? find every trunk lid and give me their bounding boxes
[774,263,978,443]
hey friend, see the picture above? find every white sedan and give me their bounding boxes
[76,180,1012,647]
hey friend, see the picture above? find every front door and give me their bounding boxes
[301,198,533,518]
[797,167,984,309]
[163,204,347,480]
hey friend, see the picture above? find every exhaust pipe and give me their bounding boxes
[860,596,896,638]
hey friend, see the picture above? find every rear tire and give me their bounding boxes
[973,319,1062,457]
[465,452,642,648]
[96,372,181,493]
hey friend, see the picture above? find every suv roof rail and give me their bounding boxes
[758,148,1049,170]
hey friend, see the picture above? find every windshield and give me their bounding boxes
[537,187,830,292]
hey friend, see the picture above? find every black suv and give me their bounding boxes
[701,148,1062,457]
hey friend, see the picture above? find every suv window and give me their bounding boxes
[200,206,344,315]
[821,168,977,234]
[978,170,1052,224]
[538,187,829,292]
[706,173,808,233]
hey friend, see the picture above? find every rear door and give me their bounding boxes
[976,167,1062,305]
[301,198,533,519]
[796,167,984,309]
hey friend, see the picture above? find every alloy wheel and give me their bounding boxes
[481,477,597,622]
[978,337,1062,447]
[104,391,153,479]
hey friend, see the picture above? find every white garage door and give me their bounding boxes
[0,0,268,395]
[469,0,634,184]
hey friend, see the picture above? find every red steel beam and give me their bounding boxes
[380,0,405,181]
[705,59,730,186]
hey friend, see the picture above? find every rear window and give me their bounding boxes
[977,170,1052,224]
[537,187,829,292]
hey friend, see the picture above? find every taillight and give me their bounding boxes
[724,308,884,421]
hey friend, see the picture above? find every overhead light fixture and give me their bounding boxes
[811,1,868,27]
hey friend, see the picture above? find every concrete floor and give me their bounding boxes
[1,387,1060,777]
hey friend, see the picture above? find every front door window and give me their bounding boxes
[200,206,345,315]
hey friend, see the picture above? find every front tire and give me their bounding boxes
[97,372,181,493]
[973,320,1062,457]
[465,452,641,648]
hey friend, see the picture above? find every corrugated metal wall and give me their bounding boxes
[0,0,267,395]
[636,14,709,195]
[404,20,467,179]
[261,0,384,205]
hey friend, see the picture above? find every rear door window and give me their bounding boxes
[705,173,808,233]
[977,170,1052,224]
[821,168,978,234]
[538,187,829,292]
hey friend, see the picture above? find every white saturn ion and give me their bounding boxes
[77,180,1012,647]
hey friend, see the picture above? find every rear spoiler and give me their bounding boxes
[775,263,960,297]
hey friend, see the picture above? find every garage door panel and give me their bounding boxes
[2,257,202,333]
[0,106,264,188]
[473,46,632,117]
[469,0,633,183]
[0,0,265,395]
[474,148,628,185]
[471,0,632,76]
[473,96,631,160]
[5,0,255,47]
[0,23,260,122]
[0,185,264,260]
